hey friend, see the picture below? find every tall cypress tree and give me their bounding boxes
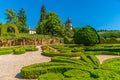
[17,8,28,33]
[36,5,46,34]
[17,8,27,26]
[40,5,46,22]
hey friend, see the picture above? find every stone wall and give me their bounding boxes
[0,39,63,47]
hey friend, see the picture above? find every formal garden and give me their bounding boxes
[21,55,120,80]
[0,5,120,80]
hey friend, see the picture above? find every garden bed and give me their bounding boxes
[41,44,120,57]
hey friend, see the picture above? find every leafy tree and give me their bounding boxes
[5,8,28,33]
[73,28,81,33]
[57,25,66,37]
[4,8,16,24]
[36,12,63,36]
[74,26,100,46]
[4,9,18,32]
[0,22,2,26]
[0,22,2,34]
[36,5,46,34]
[36,20,46,34]
[17,8,28,33]
[64,29,74,38]
[17,8,27,26]
[40,5,46,22]
[44,12,61,35]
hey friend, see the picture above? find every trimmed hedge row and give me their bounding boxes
[21,63,81,79]
[102,58,120,74]
[21,55,120,79]
[86,51,120,55]
[0,45,38,55]
[13,47,26,54]
[64,69,90,78]
[38,73,64,80]
[49,44,120,56]
[23,46,38,51]
[0,49,13,55]
[51,56,89,67]
[41,45,83,57]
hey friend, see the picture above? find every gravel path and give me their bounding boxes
[0,46,120,80]
[96,55,120,64]
[0,46,51,80]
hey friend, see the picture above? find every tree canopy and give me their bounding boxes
[4,8,28,33]
[74,26,100,45]
[36,11,65,36]
[5,8,16,24]
[40,5,46,22]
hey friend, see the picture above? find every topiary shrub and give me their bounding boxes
[74,26,100,46]
[1,23,19,35]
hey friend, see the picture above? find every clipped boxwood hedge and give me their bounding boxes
[41,45,83,57]
[13,47,26,55]
[21,62,81,79]
[20,55,120,80]
[0,48,13,55]
[38,73,64,80]
[49,44,120,56]
[23,46,38,51]
[0,45,38,55]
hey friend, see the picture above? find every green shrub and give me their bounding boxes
[63,78,78,80]
[51,56,88,67]
[59,49,71,53]
[80,55,97,68]
[13,47,26,54]
[90,69,120,80]
[41,45,83,57]
[102,58,120,74]
[64,36,74,44]
[38,73,64,80]
[64,69,90,78]
[0,48,13,55]
[87,55,100,67]
[21,62,81,79]
[86,51,120,55]
[21,55,120,79]
[23,46,38,51]
[71,47,84,52]
[74,26,100,45]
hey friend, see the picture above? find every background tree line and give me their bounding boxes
[0,8,28,33]
[0,5,120,45]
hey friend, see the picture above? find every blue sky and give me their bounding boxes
[0,0,120,30]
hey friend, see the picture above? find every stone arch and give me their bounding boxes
[1,23,19,35]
